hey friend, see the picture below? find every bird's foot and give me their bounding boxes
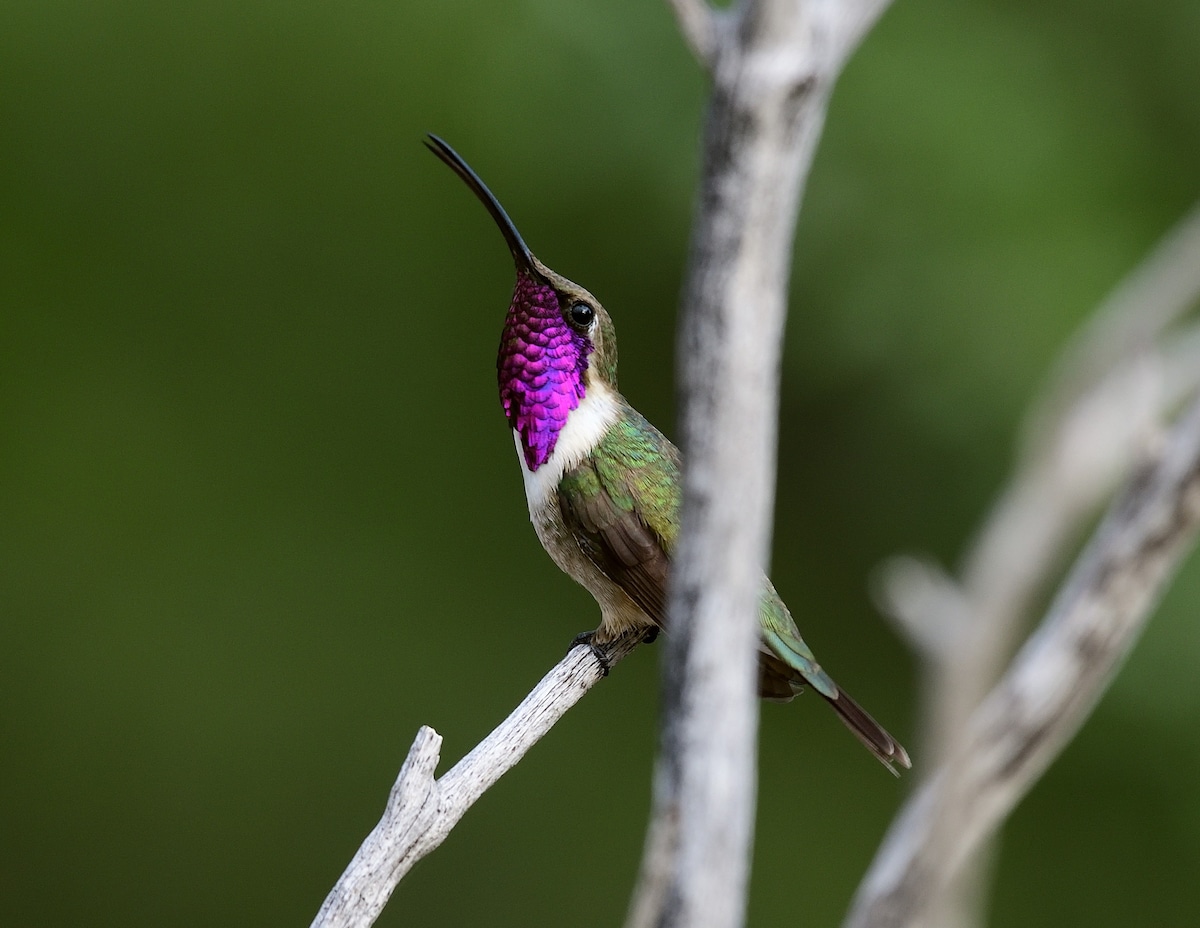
[569,630,612,676]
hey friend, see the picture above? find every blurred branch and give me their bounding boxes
[1164,321,1200,403]
[868,201,1200,928]
[847,391,1200,928]
[311,635,641,928]
[1035,201,1200,414]
[664,0,722,69]
[879,202,1200,748]
[625,3,893,928]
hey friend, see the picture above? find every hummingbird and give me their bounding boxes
[425,135,910,774]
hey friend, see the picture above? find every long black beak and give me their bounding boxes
[424,134,536,274]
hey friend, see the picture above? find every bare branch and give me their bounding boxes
[1163,321,1200,409]
[1033,201,1200,423]
[874,201,1200,928]
[872,556,968,664]
[847,394,1200,928]
[311,636,642,928]
[881,203,1200,674]
[626,3,894,928]
[882,205,1200,722]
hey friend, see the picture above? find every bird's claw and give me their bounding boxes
[569,630,611,676]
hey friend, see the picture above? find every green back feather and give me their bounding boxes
[559,398,839,699]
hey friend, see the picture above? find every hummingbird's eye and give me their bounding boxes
[568,302,595,329]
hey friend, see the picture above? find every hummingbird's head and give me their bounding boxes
[425,135,618,472]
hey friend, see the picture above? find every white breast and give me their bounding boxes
[513,382,621,513]
[510,382,654,641]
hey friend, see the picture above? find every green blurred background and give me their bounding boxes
[2,0,1198,924]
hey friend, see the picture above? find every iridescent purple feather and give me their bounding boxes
[498,272,591,471]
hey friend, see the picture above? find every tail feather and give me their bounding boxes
[821,686,911,776]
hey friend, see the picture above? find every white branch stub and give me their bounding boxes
[311,636,641,928]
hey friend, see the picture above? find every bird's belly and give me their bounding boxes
[528,497,653,643]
